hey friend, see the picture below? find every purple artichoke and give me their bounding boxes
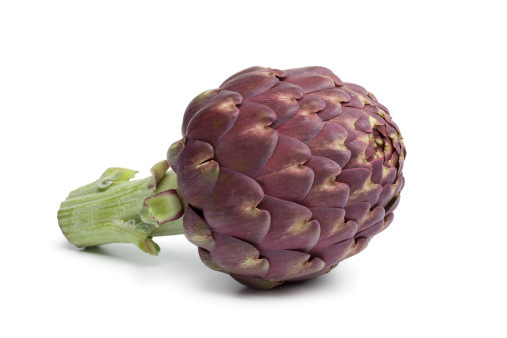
[58,66,405,289]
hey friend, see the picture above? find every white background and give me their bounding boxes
[1,1,506,337]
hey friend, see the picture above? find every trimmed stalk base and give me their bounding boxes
[57,160,185,255]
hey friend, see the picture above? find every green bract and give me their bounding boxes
[58,66,406,289]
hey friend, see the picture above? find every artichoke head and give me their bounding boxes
[168,66,406,289]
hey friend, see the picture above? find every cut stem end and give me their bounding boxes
[57,161,185,255]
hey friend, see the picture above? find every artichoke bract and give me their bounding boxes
[58,66,406,289]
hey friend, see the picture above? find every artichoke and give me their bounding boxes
[58,66,406,289]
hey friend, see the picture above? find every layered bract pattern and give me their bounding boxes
[168,67,406,289]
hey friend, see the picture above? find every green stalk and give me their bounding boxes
[57,160,186,255]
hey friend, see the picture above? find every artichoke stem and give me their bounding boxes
[57,161,186,255]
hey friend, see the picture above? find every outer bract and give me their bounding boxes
[168,66,406,289]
